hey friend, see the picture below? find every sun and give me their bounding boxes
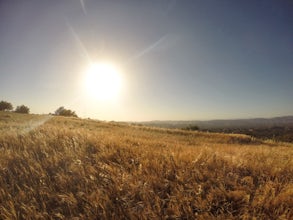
[85,62,123,101]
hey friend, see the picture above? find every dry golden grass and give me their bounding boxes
[0,112,292,219]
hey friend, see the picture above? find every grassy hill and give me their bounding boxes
[0,112,292,219]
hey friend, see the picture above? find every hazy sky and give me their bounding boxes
[0,0,292,121]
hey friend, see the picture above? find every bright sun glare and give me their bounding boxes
[85,62,122,101]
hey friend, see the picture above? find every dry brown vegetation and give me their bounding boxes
[0,112,292,219]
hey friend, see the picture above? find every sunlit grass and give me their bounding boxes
[0,112,292,219]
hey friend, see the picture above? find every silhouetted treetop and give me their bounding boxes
[0,101,13,111]
[15,105,30,114]
[55,107,78,117]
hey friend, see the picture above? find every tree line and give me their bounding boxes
[0,100,77,117]
[0,101,30,114]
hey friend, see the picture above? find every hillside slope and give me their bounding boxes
[0,112,292,219]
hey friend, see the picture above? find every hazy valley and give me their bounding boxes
[139,116,293,143]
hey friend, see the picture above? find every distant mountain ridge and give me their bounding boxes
[139,116,293,129]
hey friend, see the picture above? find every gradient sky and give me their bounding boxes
[0,0,292,121]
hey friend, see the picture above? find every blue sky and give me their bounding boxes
[0,0,292,121]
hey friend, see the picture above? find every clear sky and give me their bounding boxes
[0,0,292,121]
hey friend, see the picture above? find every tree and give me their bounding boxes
[15,105,30,114]
[55,106,78,117]
[0,101,13,111]
[55,106,65,115]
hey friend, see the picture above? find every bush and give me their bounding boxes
[184,125,199,131]
[15,105,30,114]
[0,101,13,111]
[55,107,78,117]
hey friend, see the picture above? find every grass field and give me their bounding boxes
[0,112,292,219]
